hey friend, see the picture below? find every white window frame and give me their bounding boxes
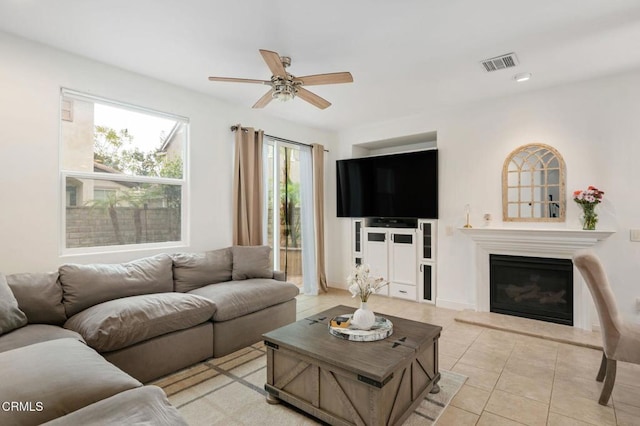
[59,88,190,255]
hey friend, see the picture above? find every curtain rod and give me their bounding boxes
[230,125,329,152]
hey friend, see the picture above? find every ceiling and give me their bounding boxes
[2,0,640,132]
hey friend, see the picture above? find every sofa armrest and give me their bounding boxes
[273,270,286,282]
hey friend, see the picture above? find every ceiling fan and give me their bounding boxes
[208,49,353,110]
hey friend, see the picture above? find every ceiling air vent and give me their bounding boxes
[480,53,519,72]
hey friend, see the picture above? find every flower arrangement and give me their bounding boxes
[347,264,388,303]
[573,186,604,230]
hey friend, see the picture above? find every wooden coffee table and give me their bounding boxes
[263,305,441,426]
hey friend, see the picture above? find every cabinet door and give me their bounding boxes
[352,219,363,256]
[363,229,389,295]
[419,263,436,304]
[389,230,417,287]
[363,229,388,276]
[417,220,437,261]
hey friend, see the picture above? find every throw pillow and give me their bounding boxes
[7,272,67,325]
[231,245,273,280]
[172,247,233,292]
[0,273,28,335]
[59,254,174,317]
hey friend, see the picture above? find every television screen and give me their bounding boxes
[336,150,438,218]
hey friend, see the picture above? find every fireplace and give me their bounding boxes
[490,254,573,326]
[461,227,614,330]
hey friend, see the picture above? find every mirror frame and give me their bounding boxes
[502,143,566,222]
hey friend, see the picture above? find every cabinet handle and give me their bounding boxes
[420,264,423,272]
[399,290,407,294]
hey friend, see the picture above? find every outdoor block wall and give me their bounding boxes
[66,207,180,248]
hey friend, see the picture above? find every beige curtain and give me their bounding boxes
[232,125,264,246]
[312,143,328,292]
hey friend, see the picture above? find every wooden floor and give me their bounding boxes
[297,289,640,426]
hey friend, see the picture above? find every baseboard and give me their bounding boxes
[328,281,348,290]
[436,298,475,311]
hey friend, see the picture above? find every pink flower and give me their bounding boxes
[573,186,604,206]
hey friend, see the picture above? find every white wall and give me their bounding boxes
[0,31,337,273]
[329,69,640,322]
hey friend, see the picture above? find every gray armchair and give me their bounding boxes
[573,250,640,405]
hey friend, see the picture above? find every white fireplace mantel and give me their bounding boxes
[460,227,615,330]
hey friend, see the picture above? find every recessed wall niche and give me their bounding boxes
[351,131,437,157]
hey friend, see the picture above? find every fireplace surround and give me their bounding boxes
[461,227,614,330]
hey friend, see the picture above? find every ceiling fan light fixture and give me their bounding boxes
[272,79,297,102]
[275,92,295,102]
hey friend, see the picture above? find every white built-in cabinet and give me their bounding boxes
[351,219,437,304]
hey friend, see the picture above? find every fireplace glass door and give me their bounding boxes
[490,254,573,326]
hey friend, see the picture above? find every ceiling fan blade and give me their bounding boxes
[208,76,269,84]
[296,87,331,109]
[295,72,353,86]
[259,49,287,77]
[252,90,274,108]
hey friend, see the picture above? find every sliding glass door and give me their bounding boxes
[264,139,303,287]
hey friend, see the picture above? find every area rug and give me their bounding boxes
[153,343,467,425]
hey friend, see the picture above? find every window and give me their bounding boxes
[60,89,188,252]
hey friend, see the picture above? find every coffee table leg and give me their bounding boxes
[266,393,280,405]
[430,375,441,394]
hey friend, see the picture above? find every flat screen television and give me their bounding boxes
[336,149,438,219]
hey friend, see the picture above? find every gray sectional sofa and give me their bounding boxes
[0,245,299,425]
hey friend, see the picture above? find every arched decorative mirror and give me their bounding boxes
[502,143,566,222]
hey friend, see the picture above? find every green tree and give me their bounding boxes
[94,125,177,177]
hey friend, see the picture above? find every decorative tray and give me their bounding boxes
[328,314,393,342]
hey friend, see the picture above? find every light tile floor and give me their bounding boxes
[298,289,640,425]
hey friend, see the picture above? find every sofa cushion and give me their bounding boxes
[0,273,27,335]
[189,278,299,322]
[0,338,141,425]
[64,293,216,352]
[172,247,233,292]
[231,245,273,280]
[0,324,84,354]
[59,254,174,317]
[7,272,67,325]
[42,386,188,426]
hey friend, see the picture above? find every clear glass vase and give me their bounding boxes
[581,204,598,230]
